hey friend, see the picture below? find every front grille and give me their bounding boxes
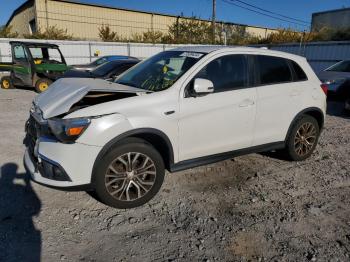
[25,113,54,165]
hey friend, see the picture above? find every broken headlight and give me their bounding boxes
[48,117,91,143]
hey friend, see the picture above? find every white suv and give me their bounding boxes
[24,46,327,208]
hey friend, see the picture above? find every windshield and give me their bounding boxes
[326,61,350,72]
[92,61,117,77]
[115,51,205,91]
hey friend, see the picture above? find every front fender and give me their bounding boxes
[77,113,133,146]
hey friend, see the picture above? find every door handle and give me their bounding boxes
[239,99,255,107]
[164,110,175,115]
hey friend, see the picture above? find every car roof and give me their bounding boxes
[171,46,304,60]
[102,55,139,60]
[105,59,140,65]
[9,41,59,48]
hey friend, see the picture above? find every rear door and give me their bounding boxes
[252,55,304,146]
[11,44,32,86]
[178,54,257,161]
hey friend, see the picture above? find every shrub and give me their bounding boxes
[98,24,121,41]
[24,25,73,40]
[0,26,18,38]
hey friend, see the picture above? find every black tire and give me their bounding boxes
[344,98,350,114]
[93,138,165,209]
[35,78,52,93]
[1,76,14,89]
[284,115,320,161]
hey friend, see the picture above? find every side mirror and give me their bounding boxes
[193,78,214,95]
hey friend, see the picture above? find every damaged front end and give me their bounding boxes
[24,106,72,181]
[24,78,146,183]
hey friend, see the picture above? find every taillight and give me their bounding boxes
[320,83,328,96]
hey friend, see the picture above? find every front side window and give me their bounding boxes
[195,54,248,92]
[116,51,205,92]
[256,55,292,85]
[13,45,28,61]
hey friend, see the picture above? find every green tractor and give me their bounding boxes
[0,41,70,93]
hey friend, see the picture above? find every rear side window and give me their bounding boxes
[291,61,307,81]
[196,54,248,92]
[256,55,292,85]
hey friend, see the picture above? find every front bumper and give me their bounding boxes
[24,139,102,190]
[24,113,102,190]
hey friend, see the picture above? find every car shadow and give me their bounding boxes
[13,85,36,92]
[0,163,42,262]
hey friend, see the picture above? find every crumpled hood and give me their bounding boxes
[34,78,147,119]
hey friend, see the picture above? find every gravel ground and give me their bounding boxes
[0,88,349,262]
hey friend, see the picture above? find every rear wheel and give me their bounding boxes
[93,138,165,209]
[284,115,320,161]
[1,76,14,89]
[35,78,52,93]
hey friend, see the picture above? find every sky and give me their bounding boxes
[1,0,349,31]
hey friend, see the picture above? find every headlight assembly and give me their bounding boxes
[48,117,91,143]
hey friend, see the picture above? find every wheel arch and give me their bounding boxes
[91,128,175,186]
[285,107,325,141]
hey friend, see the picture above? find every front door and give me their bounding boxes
[178,54,257,162]
[12,44,32,86]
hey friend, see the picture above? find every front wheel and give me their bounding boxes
[35,78,52,93]
[284,115,320,161]
[93,138,165,209]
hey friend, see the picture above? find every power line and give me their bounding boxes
[221,0,310,27]
[232,0,310,24]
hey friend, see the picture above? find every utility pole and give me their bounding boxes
[212,0,216,44]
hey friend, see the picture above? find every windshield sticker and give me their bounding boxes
[180,52,204,59]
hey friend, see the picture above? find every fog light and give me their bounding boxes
[52,166,70,181]
[38,156,72,182]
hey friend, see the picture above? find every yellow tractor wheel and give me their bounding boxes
[1,76,14,89]
[35,78,52,93]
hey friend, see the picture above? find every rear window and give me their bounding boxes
[291,61,307,81]
[256,55,292,85]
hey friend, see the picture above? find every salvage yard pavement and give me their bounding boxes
[0,88,349,262]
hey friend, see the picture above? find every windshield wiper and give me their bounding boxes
[117,81,139,88]
[116,81,154,93]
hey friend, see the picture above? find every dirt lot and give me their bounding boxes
[0,88,349,262]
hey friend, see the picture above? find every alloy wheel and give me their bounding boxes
[294,122,317,157]
[104,152,157,201]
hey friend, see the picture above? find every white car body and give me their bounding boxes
[24,46,326,190]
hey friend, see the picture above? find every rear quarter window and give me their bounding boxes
[291,60,308,81]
